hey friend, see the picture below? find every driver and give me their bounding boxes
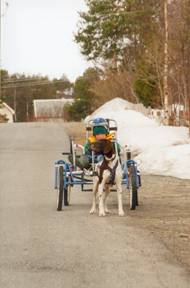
[75,118,120,169]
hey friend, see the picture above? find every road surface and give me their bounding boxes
[0,122,189,288]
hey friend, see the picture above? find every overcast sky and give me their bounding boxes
[1,0,91,82]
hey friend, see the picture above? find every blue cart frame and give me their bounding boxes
[54,119,141,211]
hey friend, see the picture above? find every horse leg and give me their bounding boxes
[104,184,111,214]
[90,177,99,214]
[98,183,106,216]
[98,171,110,216]
[116,176,125,216]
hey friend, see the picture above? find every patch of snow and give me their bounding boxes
[136,144,190,179]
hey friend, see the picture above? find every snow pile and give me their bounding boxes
[136,144,190,179]
[86,97,190,179]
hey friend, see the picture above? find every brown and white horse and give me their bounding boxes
[90,139,124,217]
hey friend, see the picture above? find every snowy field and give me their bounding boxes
[86,98,190,180]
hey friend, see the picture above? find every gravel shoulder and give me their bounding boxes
[128,174,190,272]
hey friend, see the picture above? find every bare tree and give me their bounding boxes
[163,0,169,124]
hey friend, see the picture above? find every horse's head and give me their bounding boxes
[91,139,115,159]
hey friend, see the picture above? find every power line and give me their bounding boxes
[2,78,48,83]
[2,76,59,83]
[2,79,71,89]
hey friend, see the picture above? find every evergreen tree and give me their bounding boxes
[64,68,101,121]
[75,0,160,67]
[75,0,163,106]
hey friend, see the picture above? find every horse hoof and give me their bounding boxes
[105,209,111,214]
[119,211,125,217]
[90,208,96,214]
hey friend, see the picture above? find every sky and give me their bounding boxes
[1,0,91,82]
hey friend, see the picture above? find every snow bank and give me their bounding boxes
[86,97,190,179]
[136,144,190,179]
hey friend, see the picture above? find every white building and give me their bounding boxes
[0,102,15,123]
[33,98,74,120]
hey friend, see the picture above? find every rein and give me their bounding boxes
[92,139,119,185]
[98,157,118,185]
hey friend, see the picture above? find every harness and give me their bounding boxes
[98,157,119,185]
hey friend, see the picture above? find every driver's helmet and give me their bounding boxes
[91,117,109,135]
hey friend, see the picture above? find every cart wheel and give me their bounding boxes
[57,166,64,211]
[81,173,84,191]
[69,137,74,154]
[64,187,69,206]
[129,165,138,210]
[136,189,139,206]
[67,185,71,205]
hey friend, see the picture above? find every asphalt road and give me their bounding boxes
[0,122,189,288]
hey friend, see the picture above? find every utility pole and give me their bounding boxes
[163,0,169,125]
[0,1,9,100]
[189,96,190,136]
[0,0,2,100]
[14,88,17,122]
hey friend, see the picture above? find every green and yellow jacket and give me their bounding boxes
[84,133,121,155]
